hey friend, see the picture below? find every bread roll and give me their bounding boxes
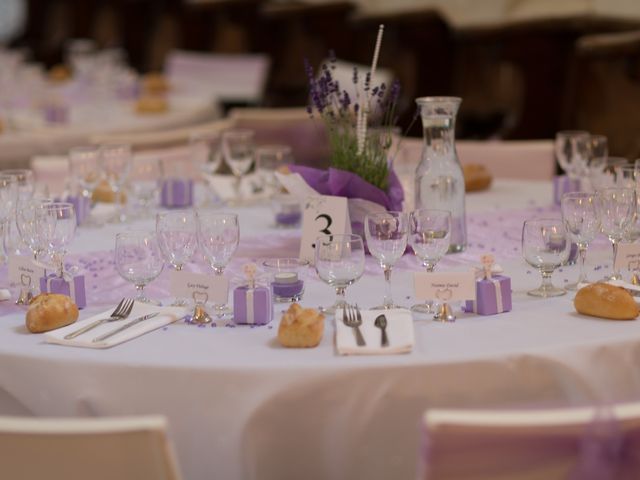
[135,96,168,114]
[463,164,492,192]
[278,303,324,348]
[26,293,79,333]
[574,283,639,320]
[92,179,127,203]
[48,64,71,83]
[141,73,169,95]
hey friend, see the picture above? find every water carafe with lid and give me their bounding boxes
[414,96,466,252]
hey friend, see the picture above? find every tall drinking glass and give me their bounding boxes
[314,233,365,314]
[129,155,160,217]
[3,169,34,200]
[222,129,255,205]
[114,231,164,304]
[191,131,223,206]
[16,196,52,261]
[69,145,101,204]
[522,218,571,297]
[100,144,132,222]
[36,202,76,277]
[0,174,17,264]
[560,193,600,289]
[255,145,293,194]
[597,188,636,280]
[409,209,451,313]
[196,212,239,315]
[555,131,590,180]
[364,211,409,309]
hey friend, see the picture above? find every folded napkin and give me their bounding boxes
[335,308,414,355]
[45,302,188,349]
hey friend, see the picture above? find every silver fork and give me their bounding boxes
[343,305,366,347]
[64,298,134,340]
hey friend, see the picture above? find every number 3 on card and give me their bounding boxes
[299,195,350,264]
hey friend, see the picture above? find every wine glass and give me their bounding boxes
[157,210,197,306]
[314,233,365,314]
[36,202,76,277]
[69,145,101,200]
[191,131,223,206]
[128,155,161,217]
[584,135,608,191]
[364,211,409,309]
[222,129,255,205]
[597,188,636,281]
[2,169,34,201]
[0,174,17,264]
[409,209,451,313]
[100,144,132,222]
[196,211,239,315]
[560,193,600,289]
[114,231,164,304]
[522,218,571,297]
[555,131,590,180]
[255,144,293,194]
[589,157,628,191]
[16,196,52,260]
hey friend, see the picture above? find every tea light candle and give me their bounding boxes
[272,272,304,301]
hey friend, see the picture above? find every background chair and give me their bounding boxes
[421,403,640,480]
[0,414,182,480]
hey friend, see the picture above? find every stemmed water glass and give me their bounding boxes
[128,155,161,217]
[100,143,132,222]
[156,210,197,306]
[69,146,101,212]
[114,231,164,304]
[522,218,571,297]
[596,188,636,281]
[314,233,365,315]
[364,211,409,309]
[409,209,451,313]
[36,202,76,277]
[16,196,52,261]
[555,131,591,180]
[255,145,293,194]
[222,129,255,205]
[196,212,239,315]
[0,174,17,264]
[191,131,223,206]
[3,169,34,200]
[560,193,600,289]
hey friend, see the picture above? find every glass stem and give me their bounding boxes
[540,270,554,290]
[135,284,146,301]
[212,266,224,276]
[234,175,242,200]
[335,286,346,307]
[383,266,393,308]
[611,238,620,279]
[175,264,183,272]
[577,244,587,284]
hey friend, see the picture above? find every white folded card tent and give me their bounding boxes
[0,415,183,480]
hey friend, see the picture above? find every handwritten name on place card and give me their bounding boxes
[170,271,229,305]
[615,243,640,272]
[8,256,45,288]
[413,271,476,302]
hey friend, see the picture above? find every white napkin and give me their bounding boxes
[45,302,188,349]
[335,308,414,355]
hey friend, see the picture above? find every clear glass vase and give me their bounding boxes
[414,97,467,253]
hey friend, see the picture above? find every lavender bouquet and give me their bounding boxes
[288,25,404,216]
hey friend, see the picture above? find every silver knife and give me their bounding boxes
[92,312,160,343]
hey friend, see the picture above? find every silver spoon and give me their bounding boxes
[374,314,389,347]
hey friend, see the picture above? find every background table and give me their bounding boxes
[1,179,640,480]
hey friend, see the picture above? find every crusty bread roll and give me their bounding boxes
[574,283,639,320]
[26,293,79,333]
[141,73,169,95]
[278,303,324,348]
[135,95,168,114]
[92,179,127,203]
[48,64,72,83]
[463,164,492,192]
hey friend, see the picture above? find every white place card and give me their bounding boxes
[299,195,350,264]
[413,271,476,302]
[8,255,45,290]
[170,270,229,305]
[614,243,640,272]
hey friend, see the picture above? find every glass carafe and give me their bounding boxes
[414,97,466,253]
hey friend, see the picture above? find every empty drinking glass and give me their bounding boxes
[555,131,590,180]
[409,209,451,313]
[37,202,76,276]
[128,155,161,217]
[100,144,132,222]
[222,129,255,205]
[69,146,101,201]
[191,131,223,205]
[16,196,52,260]
[314,233,365,314]
[522,218,571,297]
[255,144,293,194]
[597,188,636,280]
[3,169,34,201]
[0,175,17,264]
[560,193,600,289]
[364,211,409,309]
[114,231,164,304]
[196,211,239,315]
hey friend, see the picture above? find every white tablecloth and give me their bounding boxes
[1,179,640,480]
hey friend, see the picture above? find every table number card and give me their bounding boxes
[299,195,350,264]
[414,271,476,301]
[170,271,229,305]
[8,255,45,290]
[614,243,640,272]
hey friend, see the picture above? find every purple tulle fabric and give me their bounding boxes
[288,165,404,212]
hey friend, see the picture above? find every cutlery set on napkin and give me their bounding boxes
[45,300,188,349]
[335,306,415,355]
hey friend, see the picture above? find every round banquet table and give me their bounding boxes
[1,179,640,480]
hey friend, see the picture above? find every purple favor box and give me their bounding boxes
[465,275,512,316]
[39,273,87,309]
[553,175,581,206]
[161,178,193,208]
[233,285,273,325]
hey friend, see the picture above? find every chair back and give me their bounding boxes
[421,403,640,480]
[165,49,270,104]
[0,415,183,480]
